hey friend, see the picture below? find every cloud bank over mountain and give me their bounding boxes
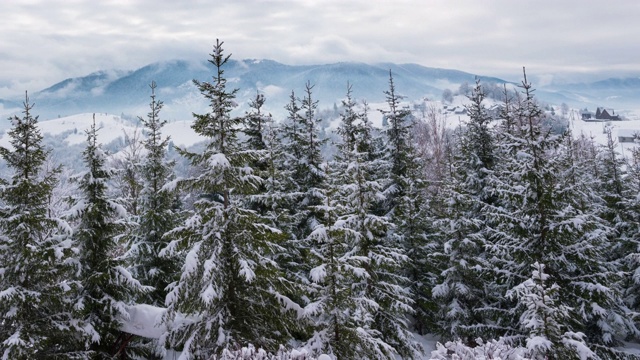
[0,59,510,121]
[2,1,640,99]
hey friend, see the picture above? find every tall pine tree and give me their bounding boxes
[431,80,498,341]
[485,69,636,357]
[70,116,148,358]
[507,262,595,359]
[128,81,181,307]
[161,40,297,357]
[304,84,419,359]
[379,72,431,335]
[0,93,78,359]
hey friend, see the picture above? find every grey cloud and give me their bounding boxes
[1,0,640,98]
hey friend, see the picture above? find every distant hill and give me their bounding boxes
[2,59,639,124]
[0,59,509,122]
[0,99,21,114]
[544,77,640,109]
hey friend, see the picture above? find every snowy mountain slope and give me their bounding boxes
[4,57,640,130]
[0,113,204,176]
[2,100,638,179]
[0,99,20,110]
[2,59,640,129]
[0,113,204,149]
[0,59,512,123]
[568,111,640,155]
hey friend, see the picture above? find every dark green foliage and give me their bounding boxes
[244,91,270,152]
[485,70,637,356]
[299,81,326,191]
[128,82,181,307]
[243,91,276,216]
[379,71,414,215]
[378,72,432,336]
[430,80,498,341]
[72,117,148,359]
[281,83,327,238]
[0,93,78,359]
[162,40,298,358]
[281,91,305,194]
[303,84,420,359]
[623,147,640,313]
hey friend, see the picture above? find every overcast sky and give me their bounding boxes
[1,0,639,98]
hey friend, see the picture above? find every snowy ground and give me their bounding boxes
[121,303,439,359]
[568,109,640,156]
[5,100,639,157]
[414,334,439,358]
[119,305,640,360]
[0,113,205,149]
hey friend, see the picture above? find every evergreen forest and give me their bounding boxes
[1,40,640,360]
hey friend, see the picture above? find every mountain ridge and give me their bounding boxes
[0,59,512,121]
[1,59,639,122]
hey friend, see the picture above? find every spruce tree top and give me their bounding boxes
[0,92,53,193]
[192,39,241,155]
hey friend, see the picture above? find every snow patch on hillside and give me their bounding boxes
[0,113,205,149]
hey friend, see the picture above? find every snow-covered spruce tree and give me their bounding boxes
[160,40,297,357]
[109,128,144,216]
[249,107,306,323]
[244,89,308,342]
[485,69,636,357]
[622,146,640,315]
[431,79,498,342]
[69,116,149,359]
[543,106,637,360]
[566,129,638,334]
[279,91,307,240]
[0,93,78,359]
[334,84,361,162]
[303,161,361,358]
[304,164,411,359]
[596,126,625,224]
[285,81,327,239]
[309,83,419,359]
[127,81,181,307]
[243,91,275,215]
[352,89,421,360]
[268,90,315,330]
[281,90,304,189]
[507,262,595,360]
[593,127,635,280]
[277,83,328,320]
[379,71,431,335]
[485,78,551,336]
[244,91,270,153]
[356,100,388,221]
[379,70,413,217]
[256,119,293,233]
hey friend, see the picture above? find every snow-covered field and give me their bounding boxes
[568,110,640,156]
[441,96,640,156]
[4,99,640,158]
[0,113,205,149]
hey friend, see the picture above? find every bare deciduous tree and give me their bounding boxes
[414,102,452,192]
[110,128,144,216]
